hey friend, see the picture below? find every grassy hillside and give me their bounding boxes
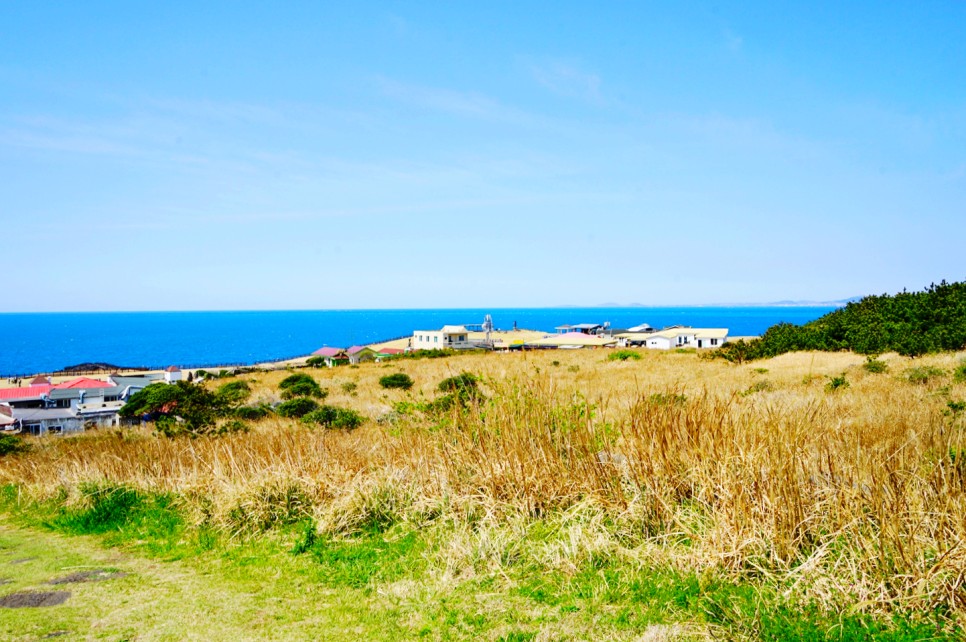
[2,348,966,639]
[718,280,966,362]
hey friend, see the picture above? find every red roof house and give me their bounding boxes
[53,377,112,390]
[0,385,52,402]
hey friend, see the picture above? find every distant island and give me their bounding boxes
[578,299,859,308]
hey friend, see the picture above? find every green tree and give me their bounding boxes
[119,382,220,434]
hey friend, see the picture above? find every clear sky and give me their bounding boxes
[2,2,964,311]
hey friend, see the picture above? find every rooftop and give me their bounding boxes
[53,377,112,390]
[312,347,346,357]
[0,384,52,401]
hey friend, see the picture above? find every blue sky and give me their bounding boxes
[2,2,964,311]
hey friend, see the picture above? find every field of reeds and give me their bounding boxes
[3,347,966,639]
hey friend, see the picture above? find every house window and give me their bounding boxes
[434,337,438,343]
[711,339,718,346]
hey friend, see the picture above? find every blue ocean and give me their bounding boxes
[0,307,837,376]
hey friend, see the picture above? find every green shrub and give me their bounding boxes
[649,393,687,407]
[825,374,850,392]
[281,381,327,400]
[438,372,479,394]
[608,350,642,362]
[906,365,945,385]
[214,419,250,435]
[276,397,320,418]
[0,434,29,456]
[954,360,966,383]
[234,404,273,420]
[379,373,414,390]
[742,380,773,395]
[279,373,319,390]
[863,357,889,374]
[305,356,326,367]
[302,405,365,430]
[215,380,252,407]
[341,381,357,394]
[397,349,459,360]
[753,367,769,374]
[278,373,325,399]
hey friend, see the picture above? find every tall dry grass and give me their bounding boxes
[3,348,966,618]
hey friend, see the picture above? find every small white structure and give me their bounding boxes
[77,400,125,428]
[640,327,729,350]
[164,366,183,383]
[412,325,472,350]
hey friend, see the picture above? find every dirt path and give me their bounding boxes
[0,521,401,641]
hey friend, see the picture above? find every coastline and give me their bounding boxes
[0,307,823,378]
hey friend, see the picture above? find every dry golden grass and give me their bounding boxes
[4,347,966,621]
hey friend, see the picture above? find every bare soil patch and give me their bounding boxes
[47,569,127,584]
[0,590,70,608]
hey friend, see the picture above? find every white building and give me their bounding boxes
[412,325,472,350]
[638,327,729,350]
[163,366,183,383]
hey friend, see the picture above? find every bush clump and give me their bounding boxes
[302,405,365,430]
[379,373,414,390]
[742,380,773,395]
[825,374,850,392]
[863,357,889,374]
[213,419,250,435]
[278,373,326,399]
[276,397,320,418]
[438,372,480,394]
[0,434,29,456]
[215,380,252,407]
[954,360,966,383]
[608,350,642,361]
[906,366,945,385]
[234,404,273,421]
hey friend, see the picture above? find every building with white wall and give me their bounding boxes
[638,327,729,350]
[412,325,472,350]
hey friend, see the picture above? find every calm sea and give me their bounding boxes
[0,307,836,376]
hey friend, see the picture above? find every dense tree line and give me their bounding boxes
[717,280,966,362]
